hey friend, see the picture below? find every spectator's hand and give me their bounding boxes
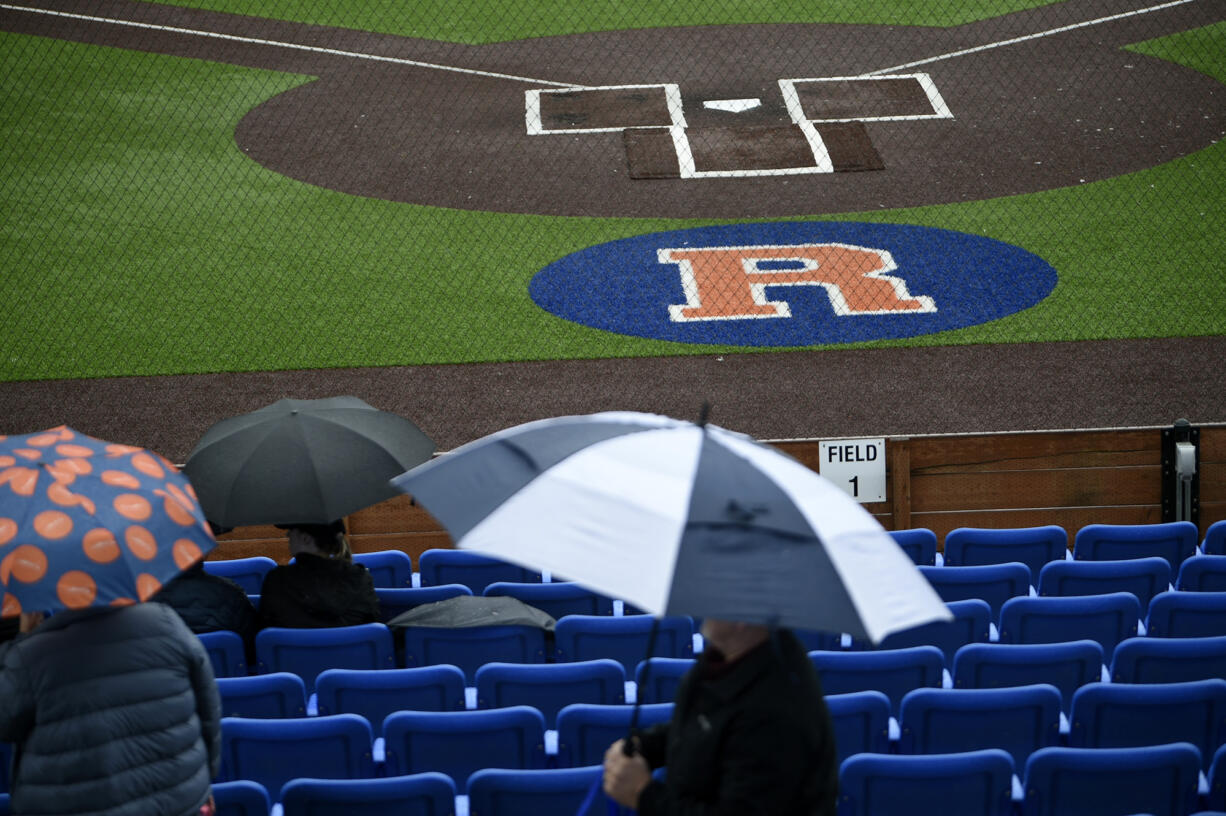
[19,612,44,633]
[603,739,651,808]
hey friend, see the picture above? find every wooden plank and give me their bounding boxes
[890,438,911,530]
[348,494,446,534]
[912,466,1159,513]
[909,429,1158,473]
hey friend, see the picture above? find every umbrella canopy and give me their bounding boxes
[392,411,950,644]
[183,396,435,528]
[0,426,216,617]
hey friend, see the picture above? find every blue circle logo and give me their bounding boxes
[530,222,1057,345]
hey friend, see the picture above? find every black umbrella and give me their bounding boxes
[183,396,435,528]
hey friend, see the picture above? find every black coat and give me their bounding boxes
[636,629,839,816]
[258,553,380,629]
[154,566,259,659]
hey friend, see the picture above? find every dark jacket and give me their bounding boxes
[0,603,221,816]
[636,629,838,816]
[154,564,259,661]
[258,553,380,629]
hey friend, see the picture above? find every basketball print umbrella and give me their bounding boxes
[0,426,217,617]
[392,411,949,643]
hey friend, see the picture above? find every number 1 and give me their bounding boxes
[849,475,859,497]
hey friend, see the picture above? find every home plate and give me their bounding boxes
[703,98,762,113]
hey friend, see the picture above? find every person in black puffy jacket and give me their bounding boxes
[154,561,260,663]
[258,520,379,629]
[0,603,221,816]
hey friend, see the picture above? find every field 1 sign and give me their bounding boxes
[819,438,886,503]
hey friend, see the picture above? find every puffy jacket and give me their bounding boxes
[0,603,221,816]
[154,565,259,662]
[258,553,380,629]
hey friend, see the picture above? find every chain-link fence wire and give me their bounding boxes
[2,1,1224,385]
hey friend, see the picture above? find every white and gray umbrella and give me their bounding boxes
[391,411,949,644]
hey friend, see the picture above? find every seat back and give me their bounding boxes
[211,779,271,816]
[899,684,1063,769]
[1068,678,1226,768]
[315,666,468,726]
[809,646,944,714]
[890,528,938,566]
[216,673,308,718]
[353,550,415,589]
[1072,521,1199,571]
[218,714,375,796]
[198,630,249,678]
[1204,520,1226,556]
[1209,742,1226,812]
[278,772,456,816]
[1146,590,1226,638]
[943,526,1068,579]
[997,592,1140,661]
[952,640,1103,713]
[553,615,694,675]
[826,690,892,765]
[1021,743,1202,816]
[382,706,547,792]
[919,563,1031,621]
[873,599,992,665]
[255,623,395,693]
[839,749,1015,816]
[417,549,540,594]
[400,624,547,682]
[475,659,626,727]
[204,556,278,595]
[1176,555,1226,592]
[1109,634,1226,684]
[554,702,675,768]
[1038,556,1171,609]
[467,766,603,816]
[635,657,696,704]
[483,581,615,619]
[375,585,472,623]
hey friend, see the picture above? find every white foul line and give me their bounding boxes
[0,2,585,88]
[863,0,1198,76]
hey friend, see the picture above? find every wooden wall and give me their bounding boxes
[210,424,1226,563]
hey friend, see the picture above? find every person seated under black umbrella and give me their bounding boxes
[258,520,380,629]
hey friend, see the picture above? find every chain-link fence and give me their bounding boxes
[2,1,1224,436]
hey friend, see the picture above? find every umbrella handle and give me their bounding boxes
[623,617,661,755]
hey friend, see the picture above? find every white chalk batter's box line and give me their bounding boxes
[525,74,951,178]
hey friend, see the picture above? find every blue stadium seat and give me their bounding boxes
[211,779,271,816]
[374,584,472,623]
[278,772,456,816]
[898,684,1063,769]
[353,549,415,589]
[809,645,944,715]
[417,549,540,593]
[218,714,375,796]
[400,623,547,682]
[553,615,694,676]
[635,657,696,704]
[1038,556,1171,609]
[873,598,992,665]
[475,659,626,727]
[1208,742,1226,812]
[204,556,278,595]
[826,690,892,765]
[483,580,616,619]
[1110,635,1226,684]
[952,640,1104,713]
[998,592,1140,661]
[255,623,395,693]
[1146,591,1226,638]
[1204,521,1226,556]
[198,629,249,677]
[216,672,307,718]
[0,793,8,816]
[1021,743,1202,816]
[467,766,604,816]
[1073,521,1199,572]
[1176,555,1226,592]
[890,528,939,566]
[919,563,1031,621]
[839,749,1015,816]
[943,525,1069,580]
[554,702,675,769]
[381,706,547,792]
[314,665,468,726]
[1068,678,1226,769]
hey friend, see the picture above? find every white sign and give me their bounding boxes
[818,437,886,503]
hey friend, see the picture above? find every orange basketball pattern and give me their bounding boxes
[0,425,216,617]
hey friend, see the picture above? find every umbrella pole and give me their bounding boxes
[623,617,661,756]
